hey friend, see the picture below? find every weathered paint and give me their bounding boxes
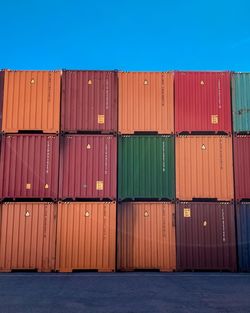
[61,70,118,133]
[59,135,117,200]
[55,202,116,272]
[236,203,250,272]
[176,202,237,272]
[118,135,175,200]
[232,73,250,133]
[117,202,176,271]
[118,72,174,134]
[176,135,234,201]
[0,202,56,272]
[0,135,59,200]
[175,71,231,133]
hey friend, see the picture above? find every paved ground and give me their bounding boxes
[0,272,249,313]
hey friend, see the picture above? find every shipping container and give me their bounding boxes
[232,73,250,133]
[118,135,175,200]
[236,203,250,272]
[176,202,237,272]
[61,70,118,133]
[117,202,176,271]
[0,202,56,272]
[2,70,61,133]
[0,134,59,200]
[59,135,117,200]
[118,72,174,134]
[55,202,116,272]
[0,71,4,130]
[175,71,231,134]
[234,135,250,200]
[176,135,234,201]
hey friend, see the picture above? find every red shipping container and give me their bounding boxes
[234,135,250,200]
[176,202,237,272]
[175,71,231,133]
[0,135,59,200]
[61,70,118,133]
[59,135,117,200]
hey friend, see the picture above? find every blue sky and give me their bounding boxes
[0,0,250,70]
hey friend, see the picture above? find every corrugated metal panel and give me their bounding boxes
[176,202,237,272]
[175,71,231,133]
[236,203,250,272]
[55,202,116,272]
[0,71,4,130]
[176,135,234,201]
[118,135,175,200]
[2,70,61,133]
[118,72,174,134]
[0,135,59,200]
[232,73,250,133]
[59,135,117,200]
[61,70,118,133]
[234,135,250,200]
[0,202,56,272]
[117,202,176,271]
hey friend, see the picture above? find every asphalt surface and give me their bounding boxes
[0,272,249,313]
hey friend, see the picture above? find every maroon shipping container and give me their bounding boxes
[0,135,59,200]
[175,72,231,133]
[234,135,250,200]
[61,70,118,133]
[59,135,117,200]
[176,202,237,272]
[0,71,4,130]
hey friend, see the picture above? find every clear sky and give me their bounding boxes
[1,0,250,71]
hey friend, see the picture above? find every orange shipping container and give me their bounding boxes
[0,202,57,272]
[2,70,61,133]
[118,72,174,134]
[176,136,234,201]
[117,202,176,271]
[56,202,116,272]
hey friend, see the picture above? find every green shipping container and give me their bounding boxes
[118,135,175,200]
[232,73,250,133]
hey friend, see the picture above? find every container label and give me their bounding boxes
[26,183,31,190]
[98,115,105,124]
[221,208,226,242]
[25,211,30,217]
[183,208,191,218]
[211,115,218,124]
[44,184,49,189]
[86,144,91,149]
[96,181,103,190]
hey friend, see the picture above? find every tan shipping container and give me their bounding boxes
[117,202,176,271]
[118,72,174,134]
[2,70,61,133]
[0,202,57,272]
[176,136,234,201]
[56,202,116,272]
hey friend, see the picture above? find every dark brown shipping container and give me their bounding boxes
[59,135,117,200]
[117,202,176,271]
[61,70,118,133]
[0,202,57,272]
[55,202,116,272]
[176,202,237,272]
[234,135,250,200]
[0,135,59,200]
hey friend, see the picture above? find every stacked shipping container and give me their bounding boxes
[117,72,176,271]
[232,73,250,271]
[175,71,236,271]
[0,69,249,273]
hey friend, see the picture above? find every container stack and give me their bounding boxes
[175,71,237,272]
[0,70,61,272]
[232,73,250,272]
[117,72,176,272]
[57,70,118,272]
